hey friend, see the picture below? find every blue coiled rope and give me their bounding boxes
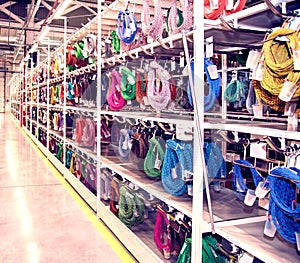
[187,58,220,112]
[268,167,300,244]
[161,139,193,196]
[232,159,263,201]
[67,82,75,100]
[204,141,227,178]
[117,10,137,44]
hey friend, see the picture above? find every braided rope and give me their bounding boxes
[202,236,227,263]
[232,160,264,201]
[224,79,245,103]
[118,128,131,158]
[268,167,300,244]
[153,208,173,258]
[147,62,171,111]
[204,141,227,178]
[177,0,193,32]
[107,70,126,111]
[117,10,137,44]
[100,171,111,200]
[176,237,192,263]
[224,0,247,15]
[161,139,193,196]
[111,31,120,53]
[252,80,285,112]
[204,0,226,20]
[167,0,184,35]
[144,137,165,178]
[261,28,300,98]
[110,179,120,216]
[135,71,148,105]
[121,66,136,100]
[69,153,76,174]
[118,185,145,227]
[188,58,219,111]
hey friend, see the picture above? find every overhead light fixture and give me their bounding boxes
[38,25,50,42]
[53,0,73,19]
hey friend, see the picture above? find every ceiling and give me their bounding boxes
[0,0,99,73]
[2,0,300,74]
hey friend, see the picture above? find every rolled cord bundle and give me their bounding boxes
[261,28,300,102]
[144,137,165,178]
[153,207,173,259]
[118,185,145,227]
[267,167,300,244]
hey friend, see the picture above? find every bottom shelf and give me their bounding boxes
[216,220,299,263]
[97,202,164,263]
[23,126,97,211]
[64,170,97,211]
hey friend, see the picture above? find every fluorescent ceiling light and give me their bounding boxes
[39,25,50,42]
[53,0,73,19]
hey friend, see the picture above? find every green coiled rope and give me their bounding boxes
[121,66,136,101]
[144,137,166,178]
[118,185,145,227]
[176,236,227,263]
[112,31,120,53]
[224,79,245,103]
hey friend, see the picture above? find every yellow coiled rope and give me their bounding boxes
[261,28,300,98]
[253,80,285,112]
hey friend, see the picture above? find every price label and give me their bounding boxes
[209,0,219,9]
[293,46,300,70]
[171,168,178,179]
[239,252,254,263]
[154,157,161,170]
[143,96,150,106]
[226,0,234,10]
[90,171,95,181]
[122,141,128,150]
[207,65,218,80]
[128,140,133,150]
[130,22,136,32]
[264,216,277,237]
[124,28,132,38]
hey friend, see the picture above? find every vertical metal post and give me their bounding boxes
[221,54,227,119]
[4,58,7,112]
[62,16,67,170]
[47,38,50,151]
[96,0,101,217]
[191,1,205,262]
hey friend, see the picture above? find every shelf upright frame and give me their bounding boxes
[46,37,51,151]
[96,0,101,216]
[191,2,205,262]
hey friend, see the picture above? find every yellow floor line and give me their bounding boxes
[11,117,136,263]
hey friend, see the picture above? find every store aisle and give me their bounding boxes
[0,113,126,263]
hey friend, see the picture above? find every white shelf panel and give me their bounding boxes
[65,106,97,114]
[100,110,194,126]
[64,170,97,211]
[205,118,300,140]
[65,138,97,162]
[101,156,193,218]
[216,220,299,263]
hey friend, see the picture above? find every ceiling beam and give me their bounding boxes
[2,1,17,8]
[41,0,52,11]
[0,5,24,24]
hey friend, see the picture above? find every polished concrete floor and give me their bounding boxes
[0,113,124,263]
